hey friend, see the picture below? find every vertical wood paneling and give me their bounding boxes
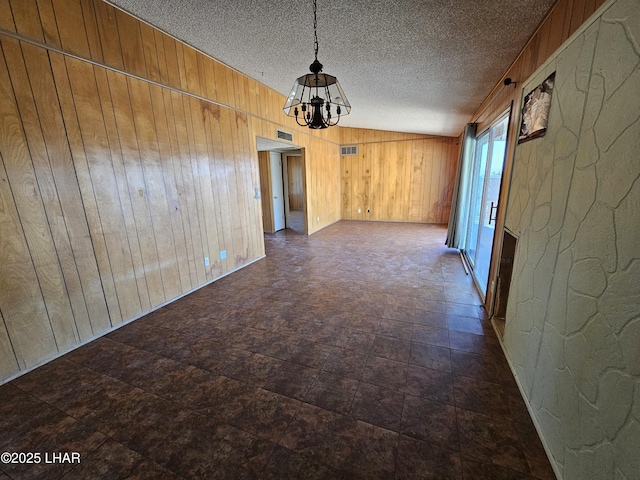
[106,71,163,309]
[193,97,223,277]
[208,104,235,272]
[1,38,78,349]
[67,58,142,321]
[22,48,109,335]
[10,42,90,341]
[150,85,191,293]
[93,67,151,313]
[184,96,213,280]
[139,22,160,83]
[0,0,15,31]
[180,95,207,286]
[153,30,169,85]
[218,108,242,258]
[129,78,182,299]
[182,45,200,97]
[115,8,146,78]
[162,34,181,90]
[0,310,18,379]
[0,150,56,370]
[79,0,103,63]
[340,128,456,223]
[235,112,254,263]
[287,156,304,210]
[49,53,122,327]
[35,0,61,48]
[51,0,91,58]
[169,90,203,286]
[93,0,124,70]
[0,49,58,368]
[9,0,44,41]
[569,0,587,34]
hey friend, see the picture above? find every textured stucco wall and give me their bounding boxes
[503,0,640,478]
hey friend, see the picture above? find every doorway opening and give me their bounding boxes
[462,112,509,299]
[256,137,306,234]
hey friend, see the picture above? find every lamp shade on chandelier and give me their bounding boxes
[283,0,351,129]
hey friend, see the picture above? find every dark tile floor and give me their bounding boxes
[0,221,555,480]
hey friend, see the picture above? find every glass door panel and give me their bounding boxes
[464,134,489,269]
[474,116,508,292]
[463,113,509,298]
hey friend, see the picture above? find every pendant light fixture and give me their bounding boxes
[283,0,351,129]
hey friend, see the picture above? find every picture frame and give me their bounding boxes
[518,71,556,144]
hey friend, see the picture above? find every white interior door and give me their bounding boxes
[270,152,285,231]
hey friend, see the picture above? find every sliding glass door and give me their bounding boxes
[463,114,509,297]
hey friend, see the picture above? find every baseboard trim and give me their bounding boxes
[491,318,562,480]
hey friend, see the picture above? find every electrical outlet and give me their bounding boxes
[220,250,227,260]
[204,257,209,267]
[358,208,361,213]
[317,216,320,222]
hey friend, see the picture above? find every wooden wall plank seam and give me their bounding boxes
[0,309,19,379]
[23,47,110,337]
[149,84,191,294]
[179,94,207,285]
[93,0,123,69]
[128,77,182,300]
[48,52,121,328]
[168,89,201,288]
[1,37,79,350]
[51,0,92,58]
[79,0,104,63]
[94,67,151,313]
[13,41,93,341]
[114,7,147,79]
[9,0,45,42]
[197,96,224,277]
[105,70,164,309]
[0,0,16,32]
[0,42,61,364]
[206,104,234,273]
[65,56,135,324]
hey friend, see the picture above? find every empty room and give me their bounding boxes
[0,0,637,479]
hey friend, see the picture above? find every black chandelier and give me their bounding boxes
[283,0,351,129]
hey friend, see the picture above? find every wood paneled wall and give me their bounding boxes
[340,128,459,223]
[0,0,340,382]
[286,156,304,211]
[469,0,607,313]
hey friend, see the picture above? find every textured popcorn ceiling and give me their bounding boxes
[107,0,555,136]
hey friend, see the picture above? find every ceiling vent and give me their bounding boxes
[340,145,358,156]
[276,129,293,142]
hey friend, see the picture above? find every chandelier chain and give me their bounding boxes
[313,0,318,60]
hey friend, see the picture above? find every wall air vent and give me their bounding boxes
[340,145,358,156]
[276,129,293,142]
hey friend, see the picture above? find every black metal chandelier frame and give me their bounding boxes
[282,0,351,129]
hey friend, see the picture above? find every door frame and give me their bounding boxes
[270,152,286,232]
[255,137,306,234]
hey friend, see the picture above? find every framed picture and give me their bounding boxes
[518,71,556,144]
